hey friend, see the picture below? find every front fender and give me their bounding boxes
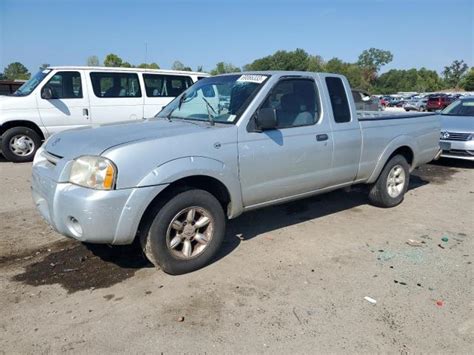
[137,156,244,218]
[367,135,418,184]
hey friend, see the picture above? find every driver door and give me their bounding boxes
[37,71,91,135]
[238,77,334,207]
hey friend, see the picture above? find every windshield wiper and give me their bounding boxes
[202,97,217,126]
[165,93,188,122]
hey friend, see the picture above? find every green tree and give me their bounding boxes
[196,65,204,72]
[374,68,442,94]
[87,55,100,66]
[307,55,325,72]
[324,58,369,90]
[357,48,393,84]
[3,62,31,80]
[244,48,314,71]
[137,62,160,69]
[442,60,469,88]
[121,61,133,68]
[103,53,123,67]
[210,62,241,75]
[39,63,50,70]
[461,67,474,91]
[172,60,185,71]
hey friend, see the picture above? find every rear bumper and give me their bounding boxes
[31,168,168,244]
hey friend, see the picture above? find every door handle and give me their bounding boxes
[83,108,89,118]
[316,134,328,141]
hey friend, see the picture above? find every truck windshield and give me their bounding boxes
[12,69,51,96]
[156,74,269,124]
[442,99,474,117]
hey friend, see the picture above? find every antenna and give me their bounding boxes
[145,42,148,67]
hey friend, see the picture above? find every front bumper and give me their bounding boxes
[31,166,168,245]
[439,139,474,161]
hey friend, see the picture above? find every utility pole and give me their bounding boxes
[144,42,148,67]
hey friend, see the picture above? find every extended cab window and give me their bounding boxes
[326,77,351,123]
[261,78,319,128]
[143,74,193,97]
[90,72,141,98]
[43,71,82,99]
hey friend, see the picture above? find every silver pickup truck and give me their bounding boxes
[32,72,441,274]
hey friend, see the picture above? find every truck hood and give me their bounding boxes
[44,119,212,159]
[440,115,474,133]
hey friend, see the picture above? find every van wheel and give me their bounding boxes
[1,127,41,162]
[368,155,410,208]
[141,189,226,275]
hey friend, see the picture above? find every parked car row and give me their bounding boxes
[377,93,466,112]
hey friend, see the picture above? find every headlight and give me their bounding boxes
[69,156,117,190]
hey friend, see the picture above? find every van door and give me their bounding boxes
[37,71,91,135]
[324,76,362,185]
[88,71,144,125]
[238,77,333,207]
[142,74,194,118]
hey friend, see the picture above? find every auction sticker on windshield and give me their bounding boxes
[237,74,268,84]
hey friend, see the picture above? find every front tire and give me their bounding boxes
[141,189,226,275]
[1,127,41,162]
[368,155,410,208]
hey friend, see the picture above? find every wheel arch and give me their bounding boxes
[134,174,233,245]
[0,120,46,141]
[367,138,416,184]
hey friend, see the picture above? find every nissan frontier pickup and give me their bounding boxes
[32,72,441,274]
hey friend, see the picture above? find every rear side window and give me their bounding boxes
[143,74,193,97]
[43,71,82,99]
[90,72,141,98]
[326,77,351,123]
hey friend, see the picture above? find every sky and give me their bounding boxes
[0,0,473,75]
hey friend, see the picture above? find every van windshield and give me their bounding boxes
[12,69,51,96]
[156,74,269,124]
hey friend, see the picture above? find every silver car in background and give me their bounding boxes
[404,98,428,112]
[439,97,474,160]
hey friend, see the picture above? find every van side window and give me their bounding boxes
[43,71,82,99]
[143,74,193,97]
[260,78,319,128]
[90,72,141,98]
[325,77,351,123]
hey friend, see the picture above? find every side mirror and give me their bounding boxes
[41,87,54,99]
[255,107,277,131]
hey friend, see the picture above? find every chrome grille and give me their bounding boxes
[440,131,471,141]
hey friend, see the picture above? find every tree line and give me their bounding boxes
[2,49,473,93]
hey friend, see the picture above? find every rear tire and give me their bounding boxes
[1,127,41,162]
[368,155,410,208]
[140,189,226,275]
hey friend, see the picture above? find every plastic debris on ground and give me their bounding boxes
[406,239,424,247]
[364,296,377,304]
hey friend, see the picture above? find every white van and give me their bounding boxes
[0,66,208,162]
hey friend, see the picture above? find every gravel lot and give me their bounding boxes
[0,155,473,353]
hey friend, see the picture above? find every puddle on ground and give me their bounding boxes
[11,242,151,293]
[412,161,469,185]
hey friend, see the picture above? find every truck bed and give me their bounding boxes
[355,111,440,182]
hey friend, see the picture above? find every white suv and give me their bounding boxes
[0,66,208,162]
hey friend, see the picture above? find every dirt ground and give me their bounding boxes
[0,155,473,353]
